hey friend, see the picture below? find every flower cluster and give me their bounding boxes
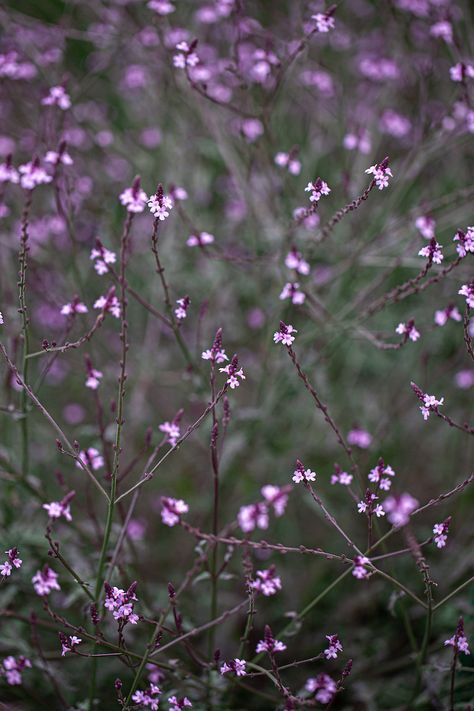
[1,656,31,686]
[352,555,371,580]
[45,141,73,167]
[237,502,269,532]
[415,215,435,239]
[274,150,301,175]
[220,658,247,676]
[312,11,335,33]
[175,296,190,320]
[43,491,75,522]
[280,282,305,305]
[148,184,173,220]
[434,304,462,327]
[202,328,228,363]
[285,247,310,274]
[59,633,82,657]
[292,459,316,484]
[383,493,418,527]
[104,581,139,625]
[132,683,162,710]
[418,237,443,265]
[444,618,470,655]
[159,410,183,446]
[0,548,22,577]
[169,696,193,711]
[305,177,331,204]
[90,241,116,275]
[187,231,215,247]
[41,85,71,110]
[331,464,353,486]
[173,41,199,69]
[32,565,60,596]
[119,177,148,213]
[323,634,343,660]
[0,155,19,183]
[273,321,297,346]
[368,458,395,491]
[160,496,189,527]
[256,625,287,654]
[365,157,393,190]
[459,279,474,308]
[93,292,121,318]
[76,447,104,470]
[18,158,52,190]
[357,490,385,518]
[347,428,372,449]
[219,355,245,389]
[305,673,337,704]
[433,517,451,548]
[85,355,103,390]
[396,320,420,342]
[249,566,282,597]
[449,62,474,82]
[453,227,474,257]
[411,382,444,420]
[61,296,88,316]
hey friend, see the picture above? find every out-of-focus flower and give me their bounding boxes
[331,464,353,486]
[347,428,372,449]
[93,293,121,318]
[434,304,462,326]
[187,231,215,247]
[459,279,474,307]
[415,215,436,239]
[237,503,268,533]
[43,491,75,522]
[61,297,88,316]
[343,130,371,154]
[159,409,183,446]
[305,673,337,704]
[0,155,19,183]
[274,150,301,175]
[173,41,199,69]
[261,484,291,516]
[41,85,71,110]
[160,497,189,526]
[1,656,31,686]
[148,0,175,14]
[76,447,104,470]
[256,625,287,654]
[32,565,60,596]
[18,158,52,189]
[169,696,192,711]
[383,493,419,526]
[430,21,453,44]
[352,555,371,579]
[119,177,148,213]
[285,247,310,275]
[280,282,305,304]
[312,11,335,33]
[449,62,474,82]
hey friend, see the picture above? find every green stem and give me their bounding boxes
[18,190,33,479]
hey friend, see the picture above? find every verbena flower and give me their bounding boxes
[220,658,246,676]
[324,634,343,660]
[273,321,297,346]
[411,382,444,420]
[1,656,31,686]
[147,0,175,14]
[59,633,82,657]
[396,320,420,342]
[186,231,215,247]
[449,62,474,82]
[119,177,148,213]
[434,304,462,326]
[347,428,372,449]
[453,227,474,257]
[202,328,228,363]
[459,279,474,307]
[312,12,335,33]
[274,151,301,175]
[159,410,183,446]
[132,683,162,711]
[90,241,117,275]
[418,237,443,264]
[76,447,104,470]
[219,355,245,389]
[41,85,71,110]
[444,618,470,655]
[331,464,353,486]
[292,459,316,484]
[305,673,337,704]
[93,293,121,318]
[148,184,173,220]
[365,157,393,190]
[169,696,192,710]
[237,502,269,532]
[433,517,451,548]
[256,625,287,654]
[0,155,19,183]
[368,458,395,491]
[18,158,52,189]
[32,565,60,596]
[261,484,290,516]
[43,491,75,522]
[0,548,22,577]
[85,356,103,390]
[175,296,190,320]
[305,177,331,203]
[352,555,371,580]
[415,215,436,239]
[383,493,418,527]
[249,566,282,597]
[285,247,310,274]
[60,297,88,316]
[160,497,189,526]
[173,41,199,69]
[357,490,385,518]
[280,282,305,304]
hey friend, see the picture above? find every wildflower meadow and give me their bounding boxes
[0,1,473,709]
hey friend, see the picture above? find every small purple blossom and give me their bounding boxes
[433,517,451,549]
[459,279,474,308]
[285,247,310,275]
[418,237,443,264]
[161,497,189,527]
[32,565,60,596]
[280,282,305,305]
[396,320,420,342]
[324,634,343,660]
[365,157,393,190]
[383,493,419,527]
[43,491,75,522]
[305,673,337,704]
[273,321,297,346]
[220,658,246,676]
[249,566,282,597]
[292,459,316,484]
[0,548,22,578]
[256,625,287,654]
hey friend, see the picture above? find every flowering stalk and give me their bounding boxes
[18,190,33,479]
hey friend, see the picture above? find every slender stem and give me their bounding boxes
[18,190,33,479]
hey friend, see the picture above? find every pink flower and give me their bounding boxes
[43,491,74,522]
[0,548,22,577]
[352,555,371,580]
[104,580,139,626]
[60,297,88,316]
[219,355,245,389]
[305,673,337,704]
[368,458,395,490]
[159,409,183,446]
[256,625,287,654]
[1,656,31,686]
[280,282,305,304]
[41,85,71,110]
[18,158,52,189]
[396,320,420,342]
[273,321,297,346]
[85,357,103,390]
[324,634,343,660]
[434,304,462,327]
[274,151,301,175]
[343,130,371,155]
[459,279,474,308]
[45,147,73,166]
[305,177,331,203]
[453,227,474,258]
[148,184,173,220]
[383,493,419,527]
[173,41,199,69]
[187,231,214,247]
[169,696,192,711]
[449,62,474,82]
[312,12,335,33]
[175,296,190,320]
[261,484,290,516]
[202,328,228,363]
[292,459,316,484]
[347,428,372,449]
[147,0,175,14]
[433,517,451,549]
[76,447,104,470]
[418,237,443,264]
[32,565,60,596]
[60,633,82,656]
[119,177,148,213]
[220,658,247,676]
[90,242,117,275]
[93,293,121,318]
[285,247,310,274]
[415,215,436,239]
[430,21,453,44]
[357,490,385,518]
[249,566,282,597]
[237,503,268,533]
[161,497,189,526]
[365,157,393,190]
[0,156,19,183]
[331,464,353,486]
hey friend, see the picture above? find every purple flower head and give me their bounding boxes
[444,617,470,655]
[160,496,189,527]
[273,321,297,346]
[383,492,419,527]
[418,236,444,265]
[305,673,337,703]
[292,459,316,484]
[32,565,60,596]
[433,516,451,548]
[220,658,247,676]
[365,156,393,190]
[249,566,282,597]
[256,625,287,654]
[119,176,148,213]
[219,354,246,389]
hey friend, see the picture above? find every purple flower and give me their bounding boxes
[383,493,419,527]
[32,565,60,596]
[273,321,297,346]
